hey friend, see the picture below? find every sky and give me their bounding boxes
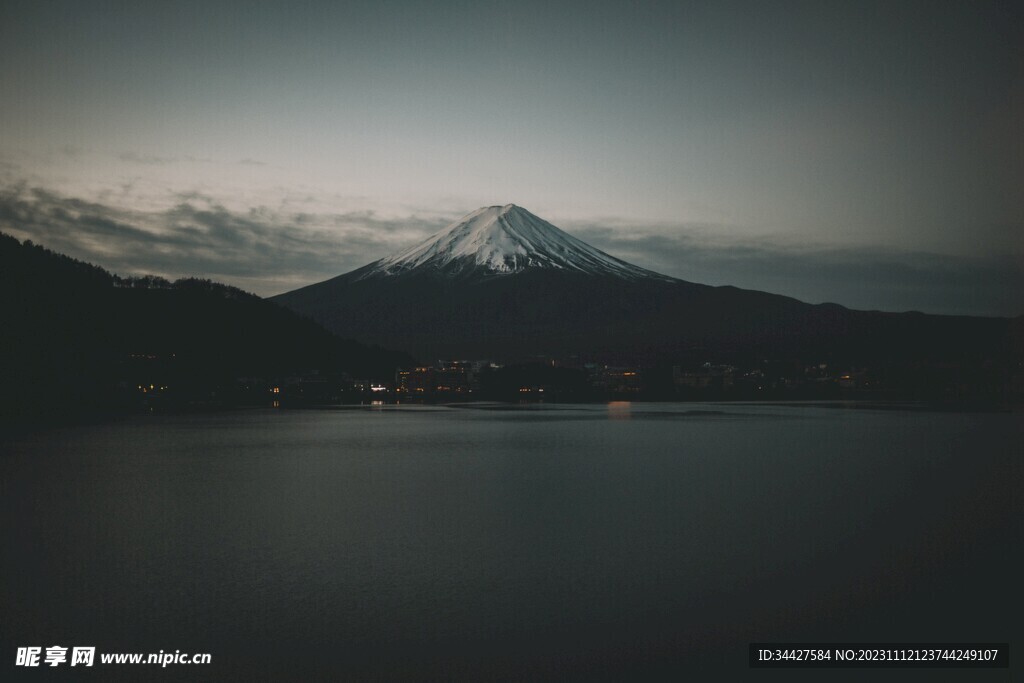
[1,0,1021,315]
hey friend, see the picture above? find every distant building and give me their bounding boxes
[397,366,434,395]
[589,365,642,394]
[672,364,734,391]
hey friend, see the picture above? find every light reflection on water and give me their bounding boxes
[606,401,632,420]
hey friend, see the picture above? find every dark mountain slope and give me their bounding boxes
[0,233,412,422]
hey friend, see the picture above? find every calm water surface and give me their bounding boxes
[1,403,1019,681]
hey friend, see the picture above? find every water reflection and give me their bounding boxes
[606,400,632,420]
[0,404,1014,681]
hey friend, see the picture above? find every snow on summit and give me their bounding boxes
[362,204,673,281]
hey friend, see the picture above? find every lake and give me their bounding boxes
[1,403,1018,681]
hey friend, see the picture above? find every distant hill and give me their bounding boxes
[0,233,413,422]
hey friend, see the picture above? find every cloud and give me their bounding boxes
[118,151,179,166]
[0,183,447,297]
[570,224,1024,317]
[0,182,1020,316]
[117,152,214,166]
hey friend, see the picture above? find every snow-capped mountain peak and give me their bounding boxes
[360,204,673,281]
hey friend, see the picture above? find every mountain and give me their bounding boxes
[271,205,1017,392]
[358,204,672,282]
[0,232,413,421]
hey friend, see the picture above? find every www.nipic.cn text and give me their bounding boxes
[15,646,211,668]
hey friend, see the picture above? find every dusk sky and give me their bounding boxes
[1,0,1021,315]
